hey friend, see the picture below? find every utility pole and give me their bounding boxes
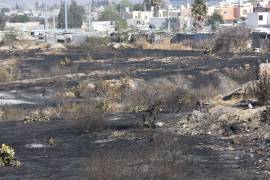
[168,5,170,32]
[53,15,56,30]
[64,0,68,32]
[44,0,48,30]
[186,0,190,29]
[88,0,92,31]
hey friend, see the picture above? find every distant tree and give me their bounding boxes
[207,12,223,31]
[99,6,127,31]
[0,13,6,30]
[35,2,39,10]
[10,15,30,23]
[57,0,85,29]
[151,0,161,17]
[69,0,85,28]
[143,0,151,11]
[191,0,208,31]
[133,4,144,11]
[117,0,133,12]
[1,8,10,14]
[15,2,20,10]
[58,3,65,28]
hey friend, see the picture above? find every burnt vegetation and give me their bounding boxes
[0,28,269,179]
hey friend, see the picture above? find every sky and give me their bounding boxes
[0,0,229,9]
[0,0,132,8]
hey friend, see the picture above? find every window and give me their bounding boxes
[224,11,228,16]
[243,10,247,15]
[259,15,263,20]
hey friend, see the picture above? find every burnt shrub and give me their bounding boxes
[252,64,270,105]
[0,58,20,83]
[80,37,110,49]
[213,27,251,54]
[62,102,104,134]
[123,80,177,112]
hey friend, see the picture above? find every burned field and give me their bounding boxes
[0,46,269,179]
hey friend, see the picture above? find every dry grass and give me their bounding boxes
[133,38,192,50]
[49,63,79,76]
[252,64,270,105]
[60,102,104,133]
[55,80,94,99]
[0,106,26,121]
[124,80,178,112]
[87,131,183,180]
[95,78,131,112]
[0,106,60,122]
[0,58,20,83]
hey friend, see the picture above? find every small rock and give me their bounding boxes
[25,143,46,149]
[112,43,121,49]
[244,64,251,70]
[256,150,265,156]
[48,137,55,145]
[155,122,164,127]
[231,136,242,145]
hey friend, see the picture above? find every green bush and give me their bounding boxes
[0,144,21,167]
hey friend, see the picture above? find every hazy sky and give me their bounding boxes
[0,0,134,8]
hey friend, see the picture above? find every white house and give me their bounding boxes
[132,11,153,25]
[6,22,44,32]
[247,12,270,27]
[91,21,115,33]
[239,3,253,18]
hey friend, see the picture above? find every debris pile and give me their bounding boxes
[176,105,266,136]
[23,110,50,123]
[107,42,129,49]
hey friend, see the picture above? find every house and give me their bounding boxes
[6,22,44,32]
[247,11,270,27]
[91,21,115,33]
[132,11,153,25]
[239,3,253,18]
[179,4,192,17]
[158,6,181,18]
[214,5,240,21]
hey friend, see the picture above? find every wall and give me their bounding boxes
[258,12,269,25]
[171,33,215,43]
[247,13,259,27]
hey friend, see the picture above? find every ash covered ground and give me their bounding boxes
[0,43,269,179]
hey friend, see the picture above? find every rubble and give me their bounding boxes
[107,42,130,49]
